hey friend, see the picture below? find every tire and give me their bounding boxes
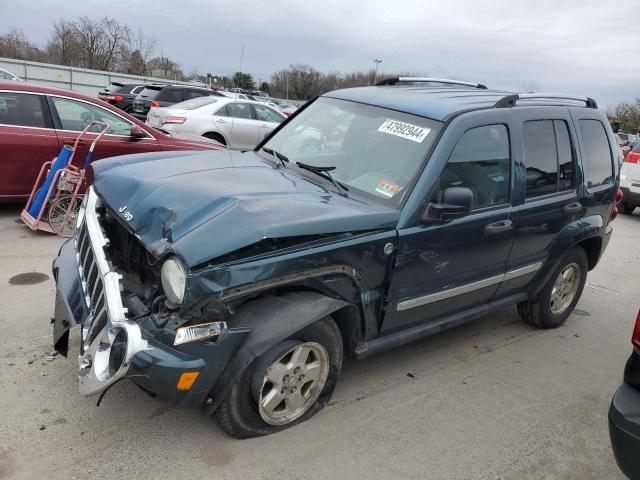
[619,202,636,215]
[203,132,226,146]
[214,316,343,438]
[518,246,588,329]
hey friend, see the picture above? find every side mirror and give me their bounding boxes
[130,125,146,139]
[422,187,473,223]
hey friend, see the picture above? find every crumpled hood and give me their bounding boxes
[91,150,399,267]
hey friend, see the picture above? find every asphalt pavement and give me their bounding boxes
[0,203,637,480]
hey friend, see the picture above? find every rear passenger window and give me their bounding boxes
[578,119,614,189]
[157,89,183,103]
[0,92,48,128]
[227,103,253,120]
[523,120,575,198]
[214,105,229,117]
[437,124,510,210]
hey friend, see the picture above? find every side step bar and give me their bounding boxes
[355,293,527,359]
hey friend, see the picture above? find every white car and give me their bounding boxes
[620,143,640,214]
[146,96,287,150]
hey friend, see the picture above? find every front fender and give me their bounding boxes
[203,291,349,414]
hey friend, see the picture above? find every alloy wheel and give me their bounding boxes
[257,342,329,426]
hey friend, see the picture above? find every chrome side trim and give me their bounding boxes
[396,261,543,312]
[503,261,543,282]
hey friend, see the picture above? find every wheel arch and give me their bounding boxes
[202,130,227,145]
[204,290,352,414]
[530,214,605,296]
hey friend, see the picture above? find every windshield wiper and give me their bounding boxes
[296,162,349,197]
[261,147,288,167]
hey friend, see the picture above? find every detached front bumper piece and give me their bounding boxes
[51,188,248,407]
[609,382,640,480]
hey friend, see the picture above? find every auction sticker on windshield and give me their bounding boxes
[378,119,431,143]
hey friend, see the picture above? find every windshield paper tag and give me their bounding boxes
[375,179,400,198]
[378,119,431,143]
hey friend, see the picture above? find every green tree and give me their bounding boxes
[259,81,270,94]
[233,71,255,89]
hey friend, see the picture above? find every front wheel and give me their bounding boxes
[214,317,343,438]
[518,247,588,329]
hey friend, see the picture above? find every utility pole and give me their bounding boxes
[373,59,382,84]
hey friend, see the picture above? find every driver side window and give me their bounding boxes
[435,124,511,210]
[51,97,133,136]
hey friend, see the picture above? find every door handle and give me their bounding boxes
[259,124,270,128]
[215,118,226,123]
[563,202,582,214]
[484,219,513,235]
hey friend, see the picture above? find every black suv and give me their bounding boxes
[97,82,144,113]
[131,84,223,120]
[52,78,619,438]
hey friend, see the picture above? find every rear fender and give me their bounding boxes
[530,214,604,296]
[203,291,348,413]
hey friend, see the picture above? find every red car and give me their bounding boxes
[0,81,224,201]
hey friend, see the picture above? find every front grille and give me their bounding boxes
[74,187,149,397]
[76,217,109,344]
[74,189,128,350]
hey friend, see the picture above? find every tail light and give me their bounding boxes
[150,100,160,108]
[625,152,640,164]
[615,188,624,205]
[100,95,123,102]
[162,116,187,125]
[609,188,623,221]
[632,309,640,350]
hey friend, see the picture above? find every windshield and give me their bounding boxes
[263,97,441,206]
[169,96,220,110]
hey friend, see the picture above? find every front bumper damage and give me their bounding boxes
[52,188,248,407]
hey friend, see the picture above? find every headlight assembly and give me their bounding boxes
[161,256,187,304]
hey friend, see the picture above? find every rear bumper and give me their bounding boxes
[609,382,640,480]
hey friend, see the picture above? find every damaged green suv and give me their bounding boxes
[52,78,618,438]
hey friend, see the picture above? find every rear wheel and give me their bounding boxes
[203,132,226,146]
[214,317,342,438]
[518,247,588,329]
[619,202,636,215]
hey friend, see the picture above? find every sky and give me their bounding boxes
[1,0,638,108]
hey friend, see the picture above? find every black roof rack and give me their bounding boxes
[376,77,488,90]
[495,93,598,109]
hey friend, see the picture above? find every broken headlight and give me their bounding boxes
[161,256,186,305]
[174,321,227,346]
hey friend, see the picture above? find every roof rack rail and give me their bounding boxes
[495,93,598,109]
[376,77,488,90]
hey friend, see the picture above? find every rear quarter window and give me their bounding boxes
[137,87,162,99]
[578,119,614,189]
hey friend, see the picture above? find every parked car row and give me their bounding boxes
[0,80,222,200]
[146,96,286,150]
